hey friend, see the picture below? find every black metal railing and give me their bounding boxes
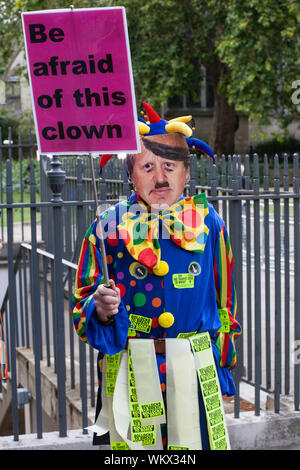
[0,128,299,442]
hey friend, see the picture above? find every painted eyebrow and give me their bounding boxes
[142,138,190,162]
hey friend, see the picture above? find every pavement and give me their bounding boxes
[1,409,300,451]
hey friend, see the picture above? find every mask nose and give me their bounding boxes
[153,165,167,186]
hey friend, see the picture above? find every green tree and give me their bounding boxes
[105,0,300,154]
[217,0,300,133]
[0,0,23,75]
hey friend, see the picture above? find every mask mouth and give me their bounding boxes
[154,181,170,190]
[149,182,171,196]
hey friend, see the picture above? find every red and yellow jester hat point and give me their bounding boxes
[99,102,214,170]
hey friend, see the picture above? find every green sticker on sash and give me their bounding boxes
[189,332,230,451]
[111,442,130,450]
[218,308,230,333]
[177,331,197,339]
[129,314,152,333]
[168,445,190,450]
[205,393,221,411]
[129,371,135,387]
[211,421,226,441]
[190,334,211,353]
[128,346,156,447]
[105,353,120,397]
[209,408,224,426]
[140,401,165,419]
[198,364,216,382]
[132,423,154,433]
[202,378,219,397]
[214,436,228,450]
[172,273,194,289]
[132,431,156,445]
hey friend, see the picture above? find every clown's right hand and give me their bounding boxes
[93,279,121,325]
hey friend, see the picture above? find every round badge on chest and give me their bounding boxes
[132,263,148,280]
[188,261,201,276]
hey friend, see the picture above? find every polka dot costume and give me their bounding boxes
[71,191,241,449]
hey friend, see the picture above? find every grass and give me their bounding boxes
[0,156,41,226]
[0,191,41,226]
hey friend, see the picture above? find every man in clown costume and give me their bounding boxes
[71,102,241,451]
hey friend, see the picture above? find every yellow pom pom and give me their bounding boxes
[158,312,174,328]
[165,121,193,138]
[138,121,150,135]
[153,261,169,276]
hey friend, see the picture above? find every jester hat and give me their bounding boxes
[99,101,214,170]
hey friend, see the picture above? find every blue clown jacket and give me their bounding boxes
[71,191,242,441]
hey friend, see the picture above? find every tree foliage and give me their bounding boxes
[217,0,300,128]
[103,0,224,108]
[1,0,300,151]
[105,0,300,146]
[0,0,23,75]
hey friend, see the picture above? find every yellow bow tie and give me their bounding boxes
[117,193,210,275]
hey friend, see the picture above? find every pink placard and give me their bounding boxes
[22,7,140,155]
